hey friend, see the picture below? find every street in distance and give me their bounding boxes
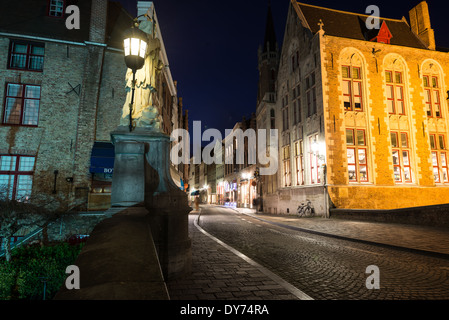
[180,304,269,317]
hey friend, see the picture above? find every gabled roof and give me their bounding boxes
[294,2,428,49]
[0,0,133,48]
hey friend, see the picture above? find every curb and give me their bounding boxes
[215,205,449,261]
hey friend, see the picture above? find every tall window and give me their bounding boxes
[346,129,368,182]
[292,84,301,124]
[282,146,291,187]
[430,134,448,183]
[0,155,35,200]
[423,75,442,118]
[391,131,412,183]
[270,109,275,130]
[8,41,44,71]
[282,94,289,131]
[48,0,65,17]
[385,70,405,115]
[309,135,320,184]
[3,83,41,126]
[342,66,363,111]
[294,140,304,185]
[306,72,317,117]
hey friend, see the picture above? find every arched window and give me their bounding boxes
[340,51,365,112]
[383,56,407,115]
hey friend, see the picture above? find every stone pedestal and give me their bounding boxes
[110,126,191,280]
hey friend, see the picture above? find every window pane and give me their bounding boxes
[404,167,412,182]
[4,98,22,124]
[386,85,394,99]
[393,166,401,181]
[0,175,14,199]
[25,86,41,99]
[29,55,44,70]
[357,130,365,146]
[439,136,445,150]
[423,76,429,87]
[441,153,447,167]
[396,86,403,100]
[23,100,40,125]
[400,133,408,148]
[391,132,398,148]
[358,149,366,164]
[342,66,350,78]
[0,156,17,171]
[343,80,351,95]
[392,150,400,165]
[432,152,438,166]
[430,135,436,149]
[16,175,33,200]
[352,67,360,79]
[395,72,402,84]
[18,157,35,171]
[347,148,355,164]
[7,84,23,97]
[433,167,440,182]
[359,165,368,182]
[348,165,356,181]
[442,168,448,182]
[346,129,354,145]
[432,77,438,88]
[402,151,410,166]
[385,71,392,83]
[31,46,44,55]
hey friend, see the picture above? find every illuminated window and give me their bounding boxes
[391,131,412,183]
[385,70,405,115]
[3,83,41,126]
[342,66,363,111]
[423,75,442,118]
[430,134,448,183]
[346,128,368,182]
[294,140,304,185]
[309,135,320,184]
[0,155,35,200]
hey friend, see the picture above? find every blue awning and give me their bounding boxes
[90,142,115,174]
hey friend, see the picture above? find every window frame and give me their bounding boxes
[309,135,320,184]
[294,140,304,186]
[346,128,369,183]
[47,0,66,18]
[423,75,442,118]
[306,72,317,117]
[8,40,45,72]
[2,83,41,126]
[430,133,448,183]
[342,66,363,112]
[385,70,406,115]
[282,146,291,187]
[391,131,413,183]
[0,155,35,200]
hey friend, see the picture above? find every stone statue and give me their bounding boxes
[120,15,164,131]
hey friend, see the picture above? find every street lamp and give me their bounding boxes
[123,23,148,132]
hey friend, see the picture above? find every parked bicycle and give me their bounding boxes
[296,199,315,217]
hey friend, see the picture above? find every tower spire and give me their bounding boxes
[263,0,277,53]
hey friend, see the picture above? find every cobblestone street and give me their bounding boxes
[167,206,449,300]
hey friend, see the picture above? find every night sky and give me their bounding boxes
[117,0,449,142]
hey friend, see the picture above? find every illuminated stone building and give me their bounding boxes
[259,1,449,216]
[0,0,188,212]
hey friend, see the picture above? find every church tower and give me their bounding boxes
[257,1,279,106]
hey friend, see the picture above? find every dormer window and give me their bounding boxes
[370,21,392,44]
[48,0,65,17]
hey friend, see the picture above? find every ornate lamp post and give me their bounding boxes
[123,24,148,132]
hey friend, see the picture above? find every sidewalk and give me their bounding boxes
[231,206,449,258]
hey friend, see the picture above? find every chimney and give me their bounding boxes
[89,0,108,43]
[409,1,435,50]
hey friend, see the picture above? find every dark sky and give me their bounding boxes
[117,0,449,141]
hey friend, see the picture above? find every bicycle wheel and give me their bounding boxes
[304,207,312,217]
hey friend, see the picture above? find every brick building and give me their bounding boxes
[258,1,449,216]
[0,0,188,213]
